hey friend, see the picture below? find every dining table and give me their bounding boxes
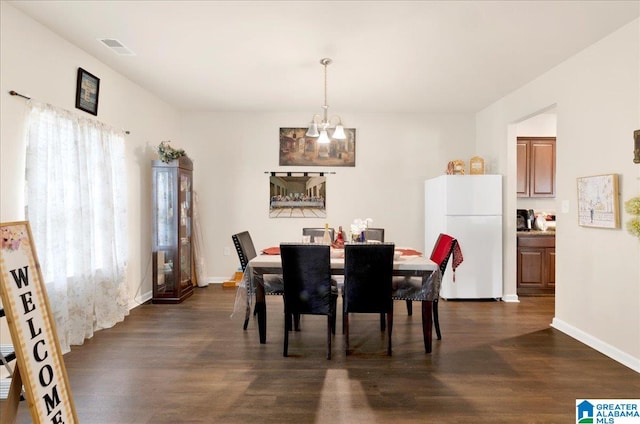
[244,245,440,353]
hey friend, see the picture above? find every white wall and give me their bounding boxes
[0,2,181,308]
[477,19,640,371]
[180,112,475,280]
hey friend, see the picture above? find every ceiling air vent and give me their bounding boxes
[98,38,135,56]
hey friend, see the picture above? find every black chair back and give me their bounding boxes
[344,243,394,314]
[363,228,385,242]
[280,243,336,359]
[281,244,333,316]
[302,227,335,242]
[232,231,257,270]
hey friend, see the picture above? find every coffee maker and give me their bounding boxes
[516,209,535,231]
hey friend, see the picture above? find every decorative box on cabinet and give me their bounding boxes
[152,157,194,304]
[517,137,556,198]
[517,234,555,295]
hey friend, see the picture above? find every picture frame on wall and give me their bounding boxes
[75,67,100,116]
[577,174,620,229]
[269,175,327,218]
[279,127,356,167]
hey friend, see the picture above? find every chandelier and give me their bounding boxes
[306,58,346,144]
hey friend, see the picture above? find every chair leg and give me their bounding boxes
[344,312,350,355]
[433,298,442,340]
[406,299,413,316]
[342,295,345,334]
[256,302,267,344]
[421,301,433,353]
[330,296,337,335]
[243,303,251,330]
[283,309,290,357]
[284,311,292,332]
[327,315,332,360]
[387,311,393,356]
[380,313,386,331]
[293,313,301,331]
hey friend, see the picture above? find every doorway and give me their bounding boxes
[513,109,557,297]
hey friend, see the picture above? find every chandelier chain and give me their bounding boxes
[324,60,328,110]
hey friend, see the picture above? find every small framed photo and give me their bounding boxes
[577,174,620,229]
[75,67,100,115]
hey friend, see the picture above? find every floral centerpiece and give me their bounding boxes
[157,140,186,163]
[350,218,373,242]
[624,196,640,240]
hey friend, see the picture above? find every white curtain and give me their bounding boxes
[25,101,129,353]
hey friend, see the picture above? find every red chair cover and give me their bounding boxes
[430,234,463,280]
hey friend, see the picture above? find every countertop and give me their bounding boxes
[517,230,555,236]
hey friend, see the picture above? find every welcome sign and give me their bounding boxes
[0,221,77,423]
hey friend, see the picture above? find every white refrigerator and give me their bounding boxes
[425,175,503,299]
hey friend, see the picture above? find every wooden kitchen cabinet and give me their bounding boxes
[517,137,556,197]
[517,234,555,295]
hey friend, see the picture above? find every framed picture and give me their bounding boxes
[279,127,356,167]
[269,175,326,218]
[75,67,100,115]
[577,174,620,228]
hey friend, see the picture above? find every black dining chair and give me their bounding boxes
[392,233,458,340]
[363,228,385,243]
[232,231,284,331]
[362,227,387,329]
[302,227,335,243]
[343,243,395,356]
[280,243,337,359]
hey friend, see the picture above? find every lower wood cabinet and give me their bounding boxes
[517,234,555,295]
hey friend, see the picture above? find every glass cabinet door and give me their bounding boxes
[179,170,192,288]
[152,157,194,303]
[155,169,176,294]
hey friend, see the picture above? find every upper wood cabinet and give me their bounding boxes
[517,137,556,197]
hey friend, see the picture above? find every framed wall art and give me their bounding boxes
[279,127,356,167]
[577,174,620,228]
[75,67,100,116]
[269,175,326,218]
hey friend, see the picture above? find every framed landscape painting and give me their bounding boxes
[279,127,356,167]
[577,174,620,228]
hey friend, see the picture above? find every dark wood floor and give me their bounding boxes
[3,285,639,423]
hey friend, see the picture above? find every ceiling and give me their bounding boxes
[9,1,639,114]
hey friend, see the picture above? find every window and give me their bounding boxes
[25,101,129,352]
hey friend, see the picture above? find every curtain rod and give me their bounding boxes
[9,90,131,135]
[265,171,336,177]
[9,90,30,100]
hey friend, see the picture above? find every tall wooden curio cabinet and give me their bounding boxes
[152,157,194,303]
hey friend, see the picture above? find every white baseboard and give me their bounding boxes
[551,317,640,373]
[502,294,519,303]
[127,279,228,311]
[128,290,152,310]
[203,277,225,286]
